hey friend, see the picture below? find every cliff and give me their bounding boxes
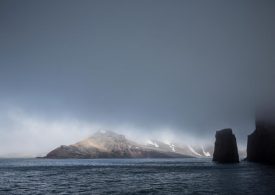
[247,119,275,164]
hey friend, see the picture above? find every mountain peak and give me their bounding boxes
[91,130,126,141]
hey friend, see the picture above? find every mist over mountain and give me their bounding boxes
[45,130,212,159]
[1,1,275,195]
[0,0,275,157]
[44,130,251,160]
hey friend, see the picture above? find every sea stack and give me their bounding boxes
[213,129,239,163]
[247,119,275,164]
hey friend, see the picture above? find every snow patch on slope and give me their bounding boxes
[147,140,159,148]
[164,141,176,152]
[201,145,211,157]
[169,143,176,152]
[188,145,202,156]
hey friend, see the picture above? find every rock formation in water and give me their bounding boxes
[45,130,194,159]
[213,128,239,163]
[247,119,275,164]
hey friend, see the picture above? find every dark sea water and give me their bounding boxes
[0,158,275,195]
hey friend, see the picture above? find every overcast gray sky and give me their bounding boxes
[0,0,275,156]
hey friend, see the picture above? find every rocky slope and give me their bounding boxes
[45,131,194,159]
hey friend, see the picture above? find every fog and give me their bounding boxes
[0,0,274,156]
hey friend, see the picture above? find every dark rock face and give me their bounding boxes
[213,129,239,163]
[247,120,275,164]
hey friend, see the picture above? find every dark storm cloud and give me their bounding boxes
[0,0,275,155]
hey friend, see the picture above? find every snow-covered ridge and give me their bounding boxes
[145,139,212,157]
[188,145,202,156]
[147,140,159,148]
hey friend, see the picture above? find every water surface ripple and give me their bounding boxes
[0,158,274,194]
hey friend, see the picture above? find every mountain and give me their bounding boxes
[45,130,193,159]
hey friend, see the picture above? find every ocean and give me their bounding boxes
[0,158,274,194]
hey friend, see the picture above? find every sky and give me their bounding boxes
[0,0,275,157]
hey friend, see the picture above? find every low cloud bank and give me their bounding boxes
[0,107,211,157]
